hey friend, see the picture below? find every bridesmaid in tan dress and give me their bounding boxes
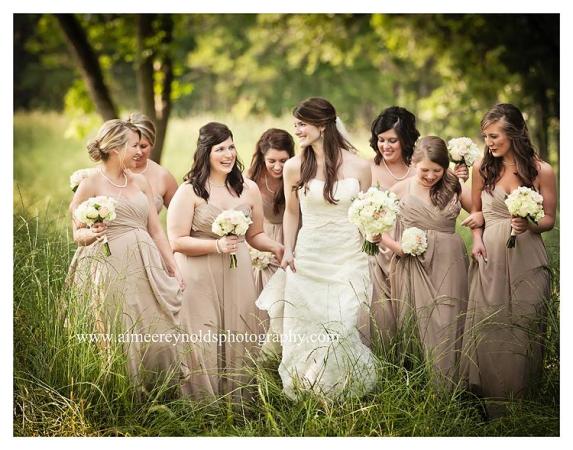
[126,112,178,212]
[381,136,473,386]
[167,122,283,401]
[68,113,178,281]
[460,104,556,417]
[364,107,419,347]
[68,119,185,393]
[245,128,295,293]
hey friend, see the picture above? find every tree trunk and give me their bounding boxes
[136,14,157,123]
[54,14,117,120]
[151,15,174,164]
[536,92,549,162]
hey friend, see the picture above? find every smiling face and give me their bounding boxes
[209,136,237,175]
[117,130,140,170]
[264,148,290,179]
[133,137,152,166]
[377,128,404,164]
[293,118,323,148]
[415,156,445,188]
[482,119,512,159]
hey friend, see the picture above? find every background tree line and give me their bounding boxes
[14,13,559,167]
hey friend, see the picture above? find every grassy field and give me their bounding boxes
[13,112,559,436]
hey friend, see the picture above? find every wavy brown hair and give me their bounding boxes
[247,128,295,215]
[412,136,461,210]
[479,104,539,194]
[293,97,355,204]
[183,122,244,202]
[369,106,420,166]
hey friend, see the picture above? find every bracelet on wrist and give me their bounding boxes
[215,238,222,254]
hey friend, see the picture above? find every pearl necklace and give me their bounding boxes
[264,175,277,194]
[99,168,127,188]
[382,158,410,181]
[135,159,149,174]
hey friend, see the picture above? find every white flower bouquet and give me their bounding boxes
[348,187,400,255]
[504,186,545,248]
[447,137,481,168]
[249,248,274,271]
[70,168,97,192]
[212,209,253,268]
[73,196,117,256]
[401,227,428,256]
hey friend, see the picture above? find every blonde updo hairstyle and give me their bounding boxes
[87,119,141,162]
[126,112,156,147]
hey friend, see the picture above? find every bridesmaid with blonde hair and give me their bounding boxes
[126,112,179,211]
[68,119,185,393]
[461,104,556,417]
[167,122,283,401]
[381,136,472,386]
[246,128,295,293]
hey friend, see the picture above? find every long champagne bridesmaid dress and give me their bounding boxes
[390,179,469,385]
[461,186,551,415]
[68,191,183,390]
[174,203,260,401]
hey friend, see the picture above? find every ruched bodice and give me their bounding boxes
[105,192,149,241]
[262,197,283,225]
[190,203,252,240]
[398,194,460,234]
[482,186,512,227]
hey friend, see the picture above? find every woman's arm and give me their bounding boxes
[245,180,284,262]
[281,158,301,271]
[161,167,179,208]
[134,174,184,288]
[528,161,557,234]
[166,183,224,257]
[69,176,108,246]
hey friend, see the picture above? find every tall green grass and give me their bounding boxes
[13,112,559,436]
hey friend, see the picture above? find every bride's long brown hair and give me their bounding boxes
[293,97,355,204]
[479,104,539,194]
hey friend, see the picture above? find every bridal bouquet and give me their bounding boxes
[249,248,274,271]
[212,209,253,268]
[74,196,117,256]
[447,137,481,168]
[348,187,400,256]
[504,186,545,248]
[70,168,97,192]
[401,227,428,256]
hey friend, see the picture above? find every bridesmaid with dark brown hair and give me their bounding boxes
[461,103,556,417]
[246,128,295,293]
[167,122,283,401]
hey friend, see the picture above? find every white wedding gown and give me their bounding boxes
[257,178,377,399]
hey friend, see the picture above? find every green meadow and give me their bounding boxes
[13,112,559,436]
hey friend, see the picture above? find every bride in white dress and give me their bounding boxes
[257,97,377,399]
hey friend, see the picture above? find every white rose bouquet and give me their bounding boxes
[401,227,428,256]
[447,137,481,168]
[249,248,274,271]
[348,187,400,256]
[70,168,97,192]
[504,186,545,248]
[212,209,253,268]
[73,196,118,256]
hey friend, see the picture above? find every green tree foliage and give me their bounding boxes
[14,13,559,165]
